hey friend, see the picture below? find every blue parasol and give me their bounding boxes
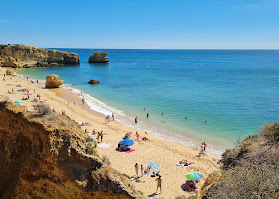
[186,172,201,181]
[146,162,160,169]
[120,139,134,146]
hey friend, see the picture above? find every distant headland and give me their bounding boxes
[0,44,80,68]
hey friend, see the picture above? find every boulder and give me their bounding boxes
[0,44,80,68]
[45,74,64,88]
[6,69,13,75]
[88,51,109,63]
[88,80,100,84]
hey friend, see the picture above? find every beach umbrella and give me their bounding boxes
[146,162,160,169]
[120,139,134,146]
[14,101,21,104]
[125,132,132,137]
[186,172,201,181]
[40,101,46,103]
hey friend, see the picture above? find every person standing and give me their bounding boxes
[100,131,104,142]
[112,113,114,121]
[136,131,139,141]
[155,175,162,194]
[201,143,204,154]
[97,132,100,143]
[147,113,149,118]
[203,142,207,153]
[82,98,85,106]
[135,163,139,177]
[135,117,138,124]
[141,164,144,177]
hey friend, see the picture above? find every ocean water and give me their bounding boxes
[16,49,279,157]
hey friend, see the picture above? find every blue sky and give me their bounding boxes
[0,0,279,49]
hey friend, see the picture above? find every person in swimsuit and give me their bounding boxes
[100,131,104,142]
[135,117,138,124]
[141,164,144,177]
[136,131,139,141]
[135,163,139,177]
[155,175,162,193]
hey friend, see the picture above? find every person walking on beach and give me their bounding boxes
[141,164,144,177]
[155,175,162,194]
[147,113,149,118]
[112,113,114,121]
[82,98,85,106]
[135,117,138,124]
[135,163,139,177]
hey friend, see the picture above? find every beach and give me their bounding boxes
[0,67,219,198]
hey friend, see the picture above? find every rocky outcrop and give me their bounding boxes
[0,44,80,68]
[6,69,13,75]
[88,79,100,84]
[45,74,64,88]
[0,102,140,199]
[88,51,109,63]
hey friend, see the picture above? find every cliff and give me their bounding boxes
[0,44,80,68]
[201,122,279,199]
[0,102,141,199]
[88,51,109,63]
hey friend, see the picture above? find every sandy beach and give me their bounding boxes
[0,67,220,198]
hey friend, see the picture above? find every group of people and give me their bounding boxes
[200,142,207,154]
[105,113,115,123]
[85,129,105,143]
[134,163,162,194]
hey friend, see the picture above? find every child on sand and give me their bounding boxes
[155,176,162,194]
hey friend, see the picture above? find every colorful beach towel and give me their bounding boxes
[146,162,160,169]
[125,149,135,153]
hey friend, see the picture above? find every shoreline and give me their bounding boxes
[1,67,220,198]
[15,70,226,157]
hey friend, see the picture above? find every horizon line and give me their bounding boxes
[46,47,279,50]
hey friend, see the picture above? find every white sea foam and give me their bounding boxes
[13,72,224,157]
[62,84,224,157]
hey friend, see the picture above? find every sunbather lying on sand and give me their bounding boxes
[177,160,192,166]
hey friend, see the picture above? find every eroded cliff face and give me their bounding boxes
[0,103,139,199]
[0,44,80,68]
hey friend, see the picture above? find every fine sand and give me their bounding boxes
[0,67,220,198]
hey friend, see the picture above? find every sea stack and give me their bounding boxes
[88,79,100,84]
[88,51,109,63]
[45,74,64,88]
[0,44,80,68]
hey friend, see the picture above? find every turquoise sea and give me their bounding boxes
[17,49,279,157]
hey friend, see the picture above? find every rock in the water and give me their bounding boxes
[0,44,80,68]
[88,51,109,63]
[88,80,100,84]
[45,74,64,88]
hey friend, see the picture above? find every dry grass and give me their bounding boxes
[202,122,279,199]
